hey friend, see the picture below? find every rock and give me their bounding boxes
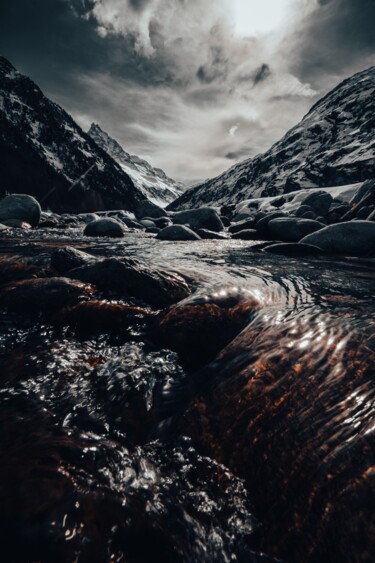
[51,247,97,274]
[315,216,327,224]
[145,227,160,234]
[157,225,201,241]
[295,205,314,218]
[77,213,99,224]
[231,211,255,223]
[172,208,224,232]
[301,221,375,256]
[1,219,32,229]
[256,212,287,235]
[263,243,324,257]
[300,211,317,220]
[341,180,375,221]
[356,206,372,219]
[300,191,333,217]
[267,218,325,242]
[221,216,231,227]
[135,199,166,220]
[84,218,127,238]
[58,301,149,334]
[0,223,9,231]
[153,217,172,229]
[66,257,190,307]
[0,194,41,227]
[231,229,264,241]
[254,211,268,223]
[120,217,143,229]
[140,219,156,229]
[270,196,286,208]
[0,277,92,312]
[368,209,375,221]
[228,218,256,234]
[196,229,228,240]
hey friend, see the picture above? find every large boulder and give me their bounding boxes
[0,194,41,227]
[267,218,325,242]
[66,257,190,307]
[157,225,201,241]
[301,221,375,256]
[84,218,127,238]
[256,212,287,235]
[172,208,224,232]
[300,191,333,217]
[135,199,166,220]
[228,218,256,234]
[341,180,375,222]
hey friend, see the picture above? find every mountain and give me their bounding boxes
[169,67,375,211]
[0,56,146,213]
[88,123,184,207]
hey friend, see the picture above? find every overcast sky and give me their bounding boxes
[0,0,374,184]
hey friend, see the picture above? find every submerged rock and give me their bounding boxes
[301,221,375,256]
[0,277,92,312]
[263,242,324,257]
[157,225,201,241]
[173,208,224,232]
[51,247,98,274]
[66,257,190,306]
[84,218,127,238]
[0,194,41,227]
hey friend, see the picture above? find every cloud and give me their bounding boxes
[0,0,373,184]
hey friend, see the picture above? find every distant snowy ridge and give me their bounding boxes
[88,123,185,207]
[0,56,146,213]
[169,66,375,211]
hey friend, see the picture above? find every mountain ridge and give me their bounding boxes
[168,66,375,211]
[0,56,146,213]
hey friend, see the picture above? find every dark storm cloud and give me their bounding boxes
[290,0,375,85]
[253,64,271,86]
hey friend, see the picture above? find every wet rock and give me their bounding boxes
[229,218,256,233]
[301,220,375,256]
[232,229,264,240]
[256,212,287,235]
[157,225,201,241]
[150,288,259,369]
[59,301,150,334]
[135,199,166,219]
[0,277,92,312]
[300,211,317,220]
[51,247,97,274]
[0,255,50,285]
[146,227,160,234]
[231,211,255,223]
[300,191,333,217]
[0,194,41,227]
[66,257,190,307]
[267,217,325,242]
[196,229,228,240]
[1,218,32,229]
[263,242,325,257]
[172,208,224,232]
[84,218,127,238]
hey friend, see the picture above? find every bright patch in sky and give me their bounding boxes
[234,0,294,36]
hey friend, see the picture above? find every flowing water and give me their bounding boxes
[0,228,374,562]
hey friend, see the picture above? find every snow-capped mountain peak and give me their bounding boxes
[88,123,185,207]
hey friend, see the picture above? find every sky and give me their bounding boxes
[0,0,374,184]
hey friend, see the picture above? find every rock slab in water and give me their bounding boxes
[67,257,190,306]
[84,218,127,238]
[172,208,224,232]
[267,217,325,242]
[0,277,91,312]
[157,225,201,241]
[0,194,41,227]
[263,243,325,257]
[301,221,375,256]
[51,247,98,274]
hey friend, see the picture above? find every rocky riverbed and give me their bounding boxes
[0,187,374,562]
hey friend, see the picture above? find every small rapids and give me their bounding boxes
[0,228,374,562]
